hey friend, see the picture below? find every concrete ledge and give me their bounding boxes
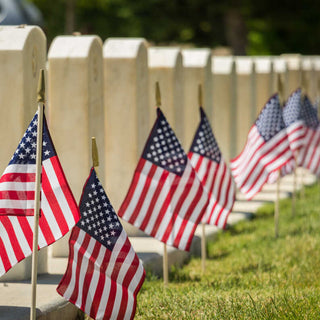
[0,274,79,320]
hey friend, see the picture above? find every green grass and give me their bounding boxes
[135,183,320,319]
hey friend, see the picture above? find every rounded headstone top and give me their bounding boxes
[301,57,313,71]
[148,47,181,68]
[48,35,102,59]
[0,25,45,51]
[281,54,301,70]
[273,57,288,73]
[253,56,273,73]
[313,57,320,71]
[212,56,234,74]
[182,48,211,68]
[235,56,254,74]
[103,38,148,58]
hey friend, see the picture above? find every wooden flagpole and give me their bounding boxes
[30,69,45,320]
[82,139,99,320]
[275,73,284,238]
[317,76,320,192]
[155,81,169,286]
[198,84,206,273]
[92,136,99,174]
[300,71,309,200]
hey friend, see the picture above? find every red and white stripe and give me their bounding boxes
[297,127,320,176]
[230,125,294,200]
[188,153,235,229]
[118,158,208,251]
[0,156,80,277]
[57,227,145,320]
[286,120,307,153]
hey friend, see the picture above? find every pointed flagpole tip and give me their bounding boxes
[301,71,308,96]
[92,137,99,168]
[198,84,203,107]
[37,69,45,103]
[277,73,284,105]
[155,82,161,108]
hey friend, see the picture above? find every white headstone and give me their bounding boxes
[253,56,274,116]
[302,56,316,100]
[313,56,320,101]
[235,56,256,155]
[48,35,105,256]
[281,54,302,97]
[148,47,184,143]
[273,57,289,101]
[0,25,47,281]
[103,38,149,236]
[211,56,236,160]
[182,48,212,149]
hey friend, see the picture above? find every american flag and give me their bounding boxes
[297,95,320,176]
[188,107,235,229]
[118,108,208,251]
[230,94,295,199]
[282,88,306,152]
[57,168,145,320]
[0,111,80,277]
[279,88,305,177]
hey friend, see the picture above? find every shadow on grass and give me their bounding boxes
[169,265,202,283]
[207,250,230,260]
[241,262,274,273]
[225,223,257,236]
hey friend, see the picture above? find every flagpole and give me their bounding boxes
[81,138,99,320]
[30,69,45,320]
[198,84,206,273]
[299,71,309,200]
[163,243,169,286]
[155,81,169,286]
[92,136,99,175]
[274,73,284,238]
[274,173,280,238]
[317,76,320,193]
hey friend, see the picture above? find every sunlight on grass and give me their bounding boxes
[136,183,320,319]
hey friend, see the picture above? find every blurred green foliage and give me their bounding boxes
[29,0,320,54]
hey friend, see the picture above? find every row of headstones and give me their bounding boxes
[0,25,319,281]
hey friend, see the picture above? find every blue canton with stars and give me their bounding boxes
[78,168,122,250]
[142,108,188,176]
[282,88,302,127]
[190,107,221,163]
[9,112,56,165]
[255,94,286,142]
[301,95,320,129]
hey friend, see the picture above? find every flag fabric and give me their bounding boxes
[0,111,80,277]
[118,108,208,251]
[282,88,306,153]
[230,94,295,199]
[297,95,320,176]
[188,107,235,229]
[57,168,145,320]
[279,88,305,177]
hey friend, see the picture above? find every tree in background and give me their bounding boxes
[29,0,320,55]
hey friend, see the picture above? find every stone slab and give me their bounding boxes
[236,191,289,202]
[232,200,265,213]
[0,274,79,320]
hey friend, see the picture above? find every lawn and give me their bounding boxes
[135,182,320,319]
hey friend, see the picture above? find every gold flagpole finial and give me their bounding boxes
[155,81,161,108]
[277,73,284,105]
[301,71,308,96]
[198,84,203,107]
[37,69,45,103]
[92,137,99,168]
